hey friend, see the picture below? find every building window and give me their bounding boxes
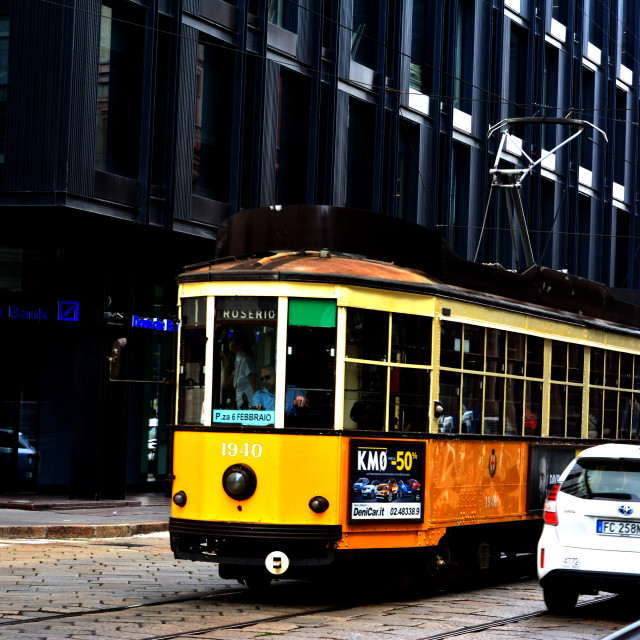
[541,44,559,151]
[346,98,375,211]
[396,120,419,221]
[536,178,556,265]
[585,0,604,51]
[192,38,234,202]
[410,0,435,96]
[351,0,379,69]
[614,89,627,187]
[268,0,298,32]
[549,0,568,25]
[0,0,8,164]
[322,0,334,51]
[508,23,527,118]
[275,70,309,205]
[151,15,172,188]
[446,143,470,256]
[579,67,594,171]
[95,2,144,179]
[621,1,637,73]
[613,208,630,288]
[450,0,474,114]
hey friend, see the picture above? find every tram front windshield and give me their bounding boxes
[210,296,337,428]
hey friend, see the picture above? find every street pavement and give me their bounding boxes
[0,533,631,640]
[0,493,170,539]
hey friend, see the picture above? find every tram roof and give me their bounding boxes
[179,205,640,332]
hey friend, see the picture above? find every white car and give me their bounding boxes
[537,443,640,613]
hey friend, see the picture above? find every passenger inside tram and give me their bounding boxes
[253,363,309,416]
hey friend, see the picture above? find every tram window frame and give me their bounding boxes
[178,297,207,425]
[585,346,640,441]
[440,321,462,369]
[211,296,278,426]
[463,325,485,371]
[590,348,605,385]
[589,386,603,438]
[285,298,337,429]
[507,333,525,376]
[620,353,633,389]
[485,328,506,374]
[526,335,544,379]
[344,308,432,432]
[549,383,567,437]
[605,351,620,388]
[439,322,539,436]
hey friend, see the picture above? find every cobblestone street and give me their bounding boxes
[0,533,633,640]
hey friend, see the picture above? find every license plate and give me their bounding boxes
[597,520,640,536]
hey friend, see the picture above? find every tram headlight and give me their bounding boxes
[173,491,187,507]
[309,496,329,513]
[222,464,257,500]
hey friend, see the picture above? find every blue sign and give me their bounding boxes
[58,301,80,322]
[212,409,274,426]
[132,315,179,332]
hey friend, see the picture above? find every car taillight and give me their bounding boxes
[543,483,561,526]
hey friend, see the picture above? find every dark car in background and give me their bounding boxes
[0,429,38,483]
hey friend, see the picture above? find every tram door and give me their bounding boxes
[285,299,337,429]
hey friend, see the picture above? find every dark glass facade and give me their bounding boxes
[1,0,640,495]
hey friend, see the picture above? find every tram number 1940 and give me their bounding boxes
[221,443,263,457]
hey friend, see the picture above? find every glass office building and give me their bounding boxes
[1,0,638,496]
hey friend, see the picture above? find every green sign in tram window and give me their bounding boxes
[288,299,336,327]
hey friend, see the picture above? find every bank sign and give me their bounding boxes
[132,315,179,332]
[0,301,80,323]
[348,440,425,523]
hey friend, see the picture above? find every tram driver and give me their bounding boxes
[253,364,309,417]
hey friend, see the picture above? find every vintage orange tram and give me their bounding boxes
[169,205,640,588]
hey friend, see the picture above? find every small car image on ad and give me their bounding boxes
[537,443,640,613]
[352,477,369,493]
[360,479,381,499]
[375,478,399,502]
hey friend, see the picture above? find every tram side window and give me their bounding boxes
[389,314,431,432]
[588,387,603,438]
[178,297,207,424]
[525,380,542,436]
[620,353,633,389]
[549,340,584,437]
[461,374,482,434]
[438,371,461,433]
[345,308,388,361]
[440,322,462,368]
[286,298,336,428]
[345,309,389,430]
[344,308,432,431]
[526,335,544,379]
[212,297,277,426]
[439,323,539,436]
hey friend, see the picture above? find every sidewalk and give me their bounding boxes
[0,493,170,539]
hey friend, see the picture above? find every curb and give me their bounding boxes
[0,522,168,540]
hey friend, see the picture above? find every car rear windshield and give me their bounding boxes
[561,458,640,501]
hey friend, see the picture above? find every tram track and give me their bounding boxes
[0,588,247,627]
[0,583,617,640]
[133,593,618,640]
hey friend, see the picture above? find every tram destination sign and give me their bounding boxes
[212,409,274,427]
[348,440,425,523]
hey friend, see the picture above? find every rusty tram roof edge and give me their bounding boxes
[177,267,640,342]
